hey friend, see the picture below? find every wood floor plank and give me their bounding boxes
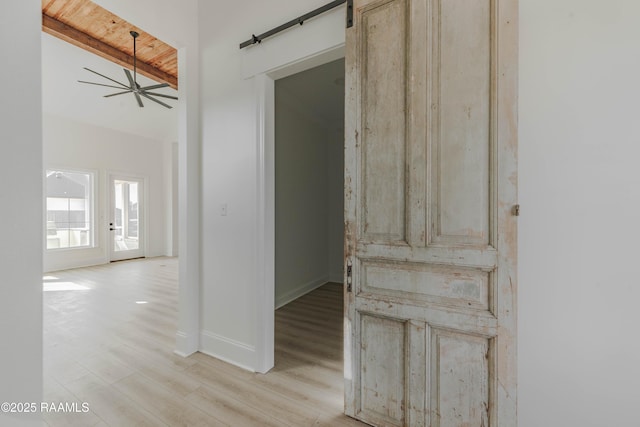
[76,351,137,385]
[185,362,320,427]
[80,384,170,427]
[42,377,103,427]
[113,373,222,427]
[186,385,283,427]
[107,344,201,397]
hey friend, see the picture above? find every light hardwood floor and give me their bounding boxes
[43,257,367,426]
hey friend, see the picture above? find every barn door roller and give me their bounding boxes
[239,0,353,49]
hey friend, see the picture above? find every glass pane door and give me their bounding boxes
[110,176,144,261]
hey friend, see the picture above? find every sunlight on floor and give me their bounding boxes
[43,281,90,292]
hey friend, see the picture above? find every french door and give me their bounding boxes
[344,0,518,425]
[109,175,145,261]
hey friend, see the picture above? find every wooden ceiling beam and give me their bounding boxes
[42,13,178,90]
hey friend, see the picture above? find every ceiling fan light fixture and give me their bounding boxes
[78,30,177,109]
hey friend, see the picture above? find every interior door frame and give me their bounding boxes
[108,172,149,262]
[254,45,346,373]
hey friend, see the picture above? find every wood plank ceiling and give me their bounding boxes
[42,0,178,89]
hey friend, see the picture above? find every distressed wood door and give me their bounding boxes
[343,0,518,426]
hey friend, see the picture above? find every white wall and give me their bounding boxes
[0,1,43,426]
[168,142,179,257]
[518,1,640,426]
[43,113,171,272]
[275,84,334,308]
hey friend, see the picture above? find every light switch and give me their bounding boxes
[220,203,228,216]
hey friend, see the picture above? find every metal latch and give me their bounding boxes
[513,204,520,217]
[346,258,353,293]
[346,0,353,28]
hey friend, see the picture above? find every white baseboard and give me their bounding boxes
[175,330,198,357]
[275,275,328,309]
[43,256,107,273]
[44,254,174,273]
[200,330,256,372]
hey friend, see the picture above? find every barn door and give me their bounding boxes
[343,0,518,425]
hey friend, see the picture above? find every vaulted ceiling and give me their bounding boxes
[42,0,178,89]
[40,0,178,141]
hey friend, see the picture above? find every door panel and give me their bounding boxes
[344,0,518,425]
[110,176,145,261]
[360,261,490,310]
[359,314,406,426]
[430,330,491,427]
[360,0,407,243]
[431,0,493,246]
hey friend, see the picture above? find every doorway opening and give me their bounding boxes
[273,58,345,381]
[40,4,192,417]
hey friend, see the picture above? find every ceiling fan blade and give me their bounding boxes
[139,83,170,91]
[124,69,136,89]
[140,92,172,109]
[83,67,129,88]
[104,90,133,98]
[78,80,132,90]
[143,91,178,100]
[134,92,144,108]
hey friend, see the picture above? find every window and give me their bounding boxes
[46,169,94,250]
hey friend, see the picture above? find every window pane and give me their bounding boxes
[127,183,139,239]
[46,170,93,250]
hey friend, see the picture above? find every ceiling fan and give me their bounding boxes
[78,31,177,109]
